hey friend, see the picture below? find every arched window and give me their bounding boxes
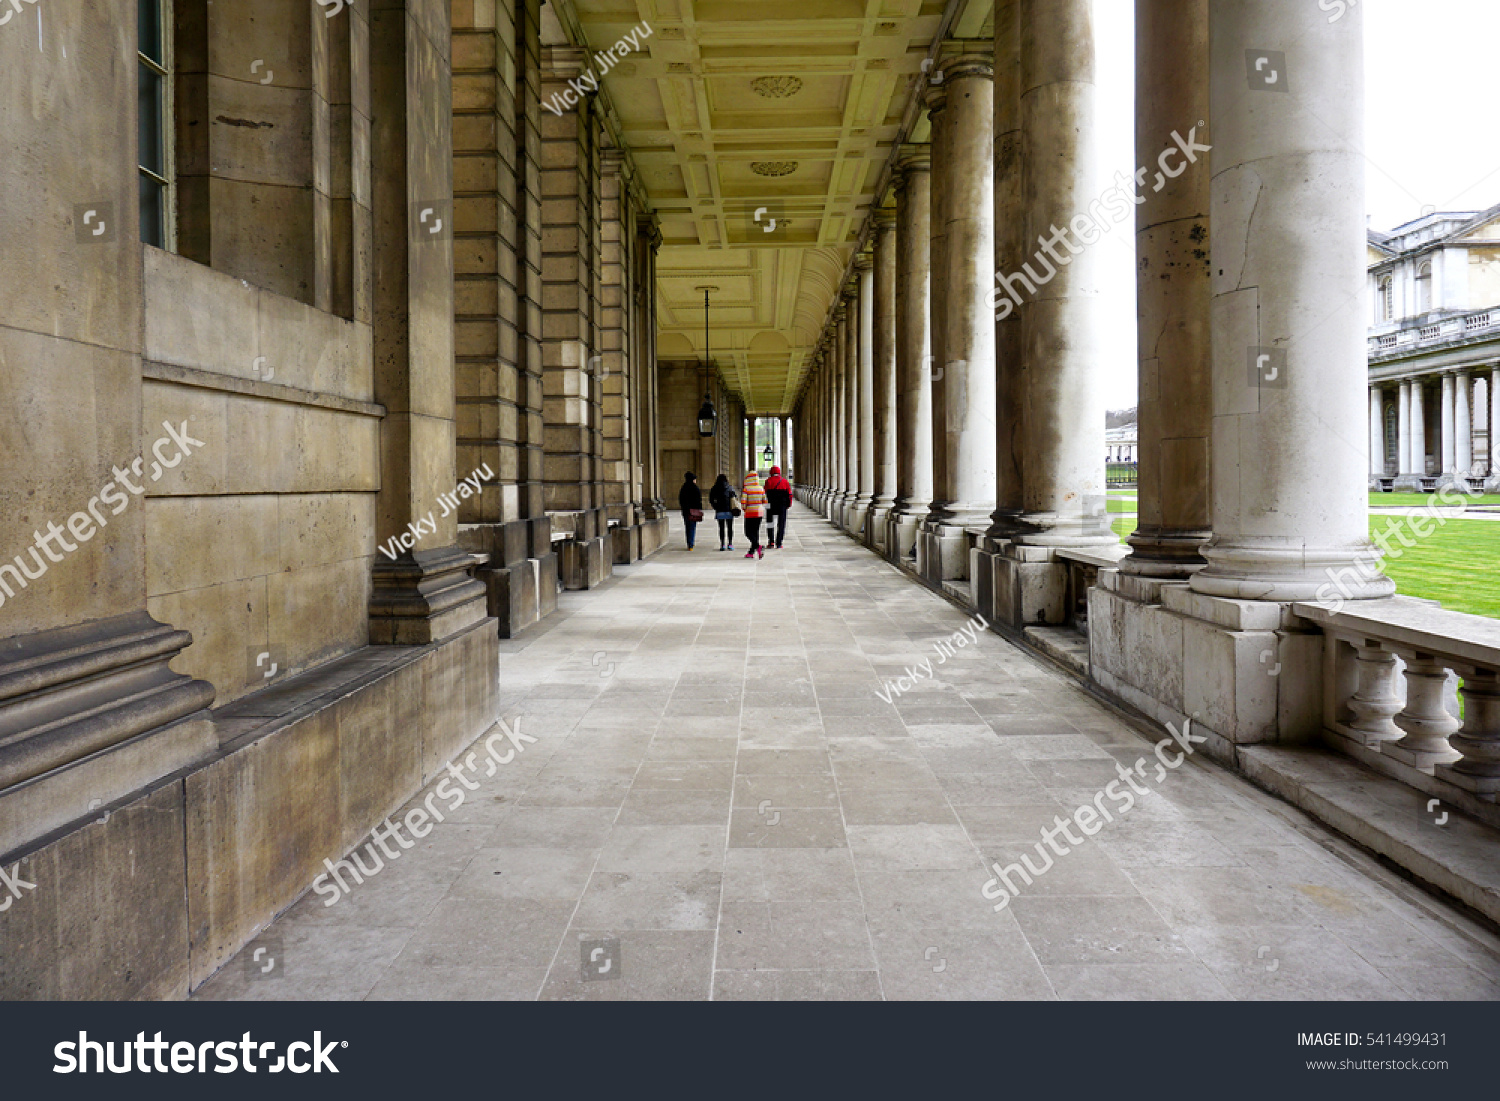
[1416,262,1433,314]
[1378,276,1393,322]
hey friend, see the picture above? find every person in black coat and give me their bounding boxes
[708,473,738,551]
[678,472,703,550]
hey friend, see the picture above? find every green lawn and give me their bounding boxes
[1370,492,1500,507]
[1109,513,1500,618]
[1107,497,1136,514]
[1371,516,1500,618]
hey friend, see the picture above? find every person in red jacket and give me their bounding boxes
[763,466,792,549]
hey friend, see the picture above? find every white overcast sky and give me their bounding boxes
[1090,0,1500,408]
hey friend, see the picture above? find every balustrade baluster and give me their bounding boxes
[1437,667,1500,800]
[1345,642,1403,746]
[1386,653,1461,768]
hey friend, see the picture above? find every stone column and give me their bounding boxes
[369,6,491,640]
[1011,0,1112,549]
[870,208,900,548]
[1397,382,1411,478]
[890,149,933,560]
[921,51,996,584]
[1122,0,1212,575]
[991,0,1025,538]
[833,307,850,519]
[1456,371,1473,479]
[1491,366,1500,489]
[1412,380,1427,480]
[1441,373,1457,477]
[1369,387,1384,485]
[746,415,757,476]
[779,415,791,477]
[938,54,996,531]
[925,85,951,523]
[850,253,876,539]
[1190,0,1391,601]
[843,285,861,528]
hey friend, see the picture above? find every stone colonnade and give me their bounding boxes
[796,0,1393,751]
[1369,370,1498,491]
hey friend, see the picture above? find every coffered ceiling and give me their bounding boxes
[546,0,995,415]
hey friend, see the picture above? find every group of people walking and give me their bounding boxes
[678,467,791,558]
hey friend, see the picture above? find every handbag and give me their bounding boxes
[687,509,704,522]
[731,507,742,518]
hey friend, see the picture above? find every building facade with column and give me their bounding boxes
[8,0,1500,1000]
[1367,208,1500,491]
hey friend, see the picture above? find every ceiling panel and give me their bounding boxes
[555,0,954,413]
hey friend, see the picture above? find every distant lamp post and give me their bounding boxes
[696,284,720,438]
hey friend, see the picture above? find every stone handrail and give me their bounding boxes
[1293,596,1500,823]
[1368,307,1497,356]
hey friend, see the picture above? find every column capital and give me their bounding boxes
[872,206,898,232]
[941,53,994,83]
[896,145,931,176]
[853,249,875,272]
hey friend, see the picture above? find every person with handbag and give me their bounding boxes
[740,470,767,559]
[678,472,703,550]
[763,465,792,549]
[709,473,739,551]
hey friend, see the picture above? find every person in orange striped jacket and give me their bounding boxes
[740,470,767,559]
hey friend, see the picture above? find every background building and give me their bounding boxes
[1367,207,1500,490]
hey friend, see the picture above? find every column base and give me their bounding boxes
[974,542,1067,629]
[370,545,491,645]
[917,522,969,584]
[0,611,217,858]
[1121,527,1210,578]
[1190,537,1396,603]
[559,536,613,590]
[869,503,894,551]
[1438,473,1475,495]
[1088,568,1323,759]
[846,503,870,539]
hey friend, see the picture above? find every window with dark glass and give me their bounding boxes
[138,0,171,248]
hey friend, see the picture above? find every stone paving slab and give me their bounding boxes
[196,504,1500,1001]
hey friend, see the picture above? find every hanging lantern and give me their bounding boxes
[698,395,717,438]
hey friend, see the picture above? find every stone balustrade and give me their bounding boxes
[1294,596,1500,827]
[1369,306,1498,358]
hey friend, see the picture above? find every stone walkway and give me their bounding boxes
[198,504,1500,1000]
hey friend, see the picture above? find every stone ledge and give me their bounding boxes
[0,622,500,999]
[1023,625,1090,678]
[1293,595,1500,667]
[1241,743,1500,927]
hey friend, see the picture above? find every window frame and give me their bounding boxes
[137,0,175,251]
[1415,261,1433,315]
